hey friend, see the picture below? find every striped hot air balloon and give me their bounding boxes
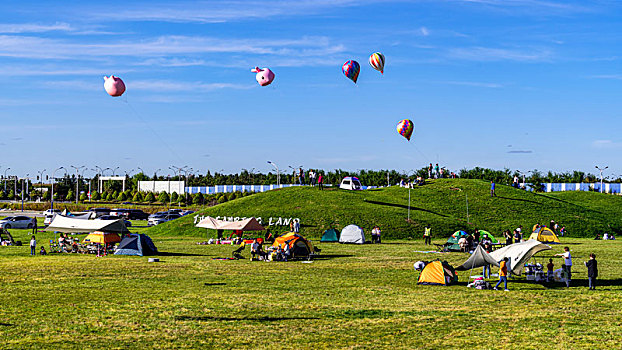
[342,60,360,84]
[397,119,414,141]
[369,52,385,74]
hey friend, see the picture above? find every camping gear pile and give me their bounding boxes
[467,277,492,290]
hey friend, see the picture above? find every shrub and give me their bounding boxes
[171,192,179,202]
[217,195,227,204]
[66,190,75,201]
[192,192,204,205]
[144,192,155,203]
[79,193,88,202]
[0,190,6,200]
[157,192,169,203]
[91,191,100,201]
[132,192,142,202]
[106,192,114,201]
[117,192,127,201]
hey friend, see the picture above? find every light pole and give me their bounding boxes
[267,161,280,186]
[112,166,120,176]
[70,166,85,204]
[37,169,46,200]
[3,167,9,193]
[595,165,608,193]
[51,167,66,210]
[153,168,161,193]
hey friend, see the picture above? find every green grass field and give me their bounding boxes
[1,223,621,349]
[2,182,622,349]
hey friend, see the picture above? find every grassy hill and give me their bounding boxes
[146,179,622,239]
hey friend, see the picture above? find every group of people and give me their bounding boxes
[248,238,291,262]
[427,163,455,179]
[290,168,324,189]
[502,226,524,245]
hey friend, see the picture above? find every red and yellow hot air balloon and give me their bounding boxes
[396,119,414,141]
[369,52,385,74]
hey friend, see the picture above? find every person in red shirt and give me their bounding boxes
[494,257,510,291]
[318,173,323,190]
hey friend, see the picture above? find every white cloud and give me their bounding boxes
[592,140,622,149]
[591,74,622,80]
[419,27,430,36]
[447,46,552,62]
[0,22,73,33]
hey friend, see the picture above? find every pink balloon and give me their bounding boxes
[103,75,126,97]
[251,67,275,86]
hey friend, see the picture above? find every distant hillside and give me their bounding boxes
[146,179,622,239]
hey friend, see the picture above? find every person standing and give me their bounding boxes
[428,163,433,179]
[494,257,510,291]
[423,224,431,246]
[504,230,513,246]
[555,247,573,287]
[293,219,300,233]
[490,181,496,197]
[585,253,598,290]
[309,169,316,187]
[318,173,323,190]
[516,225,523,241]
[546,259,555,282]
[29,235,36,256]
[474,229,480,244]
[560,226,566,237]
[434,164,440,179]
[299,168,304,185]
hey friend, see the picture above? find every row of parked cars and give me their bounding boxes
[40,208,194,227]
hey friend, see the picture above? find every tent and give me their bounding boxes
[529,227,560,243]
[272,232,315,258]
[477,230,499,244]
[321,229,340,243]
[114,234,158,256]
[417,260,458,286]
[45,215,129,234]
[489,240,551,275]
[443,230,468,252]
[82,231,121,244]
[195,216,265,231]
[456,245,501,271]
[339,225,365,244]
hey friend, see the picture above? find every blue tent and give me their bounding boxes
[321,229,340,242]
[114,234,158,256]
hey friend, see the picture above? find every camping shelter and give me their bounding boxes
[489,240,551,275]
[477,230,499,244]
[321,229,340,243]
[443,230,468,252]
[456,245,501,271]
[529,227,560,243]
[339,225,365,244]
[82,231,121,244]
[272,232,315,258]
[417,260,458,286]
[114,234,158,256]
[45,215,129,234]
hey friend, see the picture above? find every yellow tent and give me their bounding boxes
[82,231,121,245]
[529,227,560,243]
[417,260,457,285]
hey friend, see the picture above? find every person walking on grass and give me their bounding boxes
[318,173,323,190]
[555,247,572,287]
[29,235,36,256]
[423,224,431,246]
[490,181,496,197]
[585,253,598,290]
[494,257,510,291]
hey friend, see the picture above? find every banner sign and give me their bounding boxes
[193,215,299,227]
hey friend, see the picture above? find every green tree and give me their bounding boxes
[192,192,204,205]
[217,194,227,204]
[66,190,75,201]
[91,191,100,201]
[79,193,88,202]
[42,190,50,200]
[117,192,127,201]
[106,192,114,201]
[132,191,142,202]
[144,192,155,203]
[157,192,169,203]
[171,192,179,202]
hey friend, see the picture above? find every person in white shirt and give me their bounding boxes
[308,170,316,187]
[555,247,572,287]
[29,235,36,256]
[603,233,609,240]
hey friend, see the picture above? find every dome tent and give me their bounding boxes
[339,225,365,244]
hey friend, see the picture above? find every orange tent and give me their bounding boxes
[272,232,315,258]
[417,260,458,286]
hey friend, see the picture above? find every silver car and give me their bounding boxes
[148,213,181,226]
[0,216,38,229]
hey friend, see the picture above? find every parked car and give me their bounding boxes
[180,210,195,216]
[148,213,181,226]
[98,215,132,227]
[43,214,55,226]
[88,208,111,218]
[0,216,38,229]
[339,176,362,190]
[42,209,61,216]
[110,208,149,220]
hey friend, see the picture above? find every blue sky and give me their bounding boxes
[1,0,622,178]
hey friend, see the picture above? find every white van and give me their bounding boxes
[339,176,362,190]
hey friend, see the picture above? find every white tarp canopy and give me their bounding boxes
[45,215,129,234]
[339,224,366,244]
[489,240,551,275]
[195,216,265,231]
[456,245,501,271]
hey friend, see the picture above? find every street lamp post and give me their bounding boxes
[70,166,85,204]
[595,165,608,193]
[267,161,280,186]
[51,167,66,210]
[153,168,161,193]
[3,167,9,192]
[112,167,120,176]
[37,169,46,200]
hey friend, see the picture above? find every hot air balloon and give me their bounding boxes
[251,67,275,86]
[103,75,126,97]
[369,52,385,74]
[397,119,414,141]
[342,60,360,84]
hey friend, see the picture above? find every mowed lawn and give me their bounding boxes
[1,228,621,349]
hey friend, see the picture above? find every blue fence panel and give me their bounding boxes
[550,183,563,192]
[610,183,621,194]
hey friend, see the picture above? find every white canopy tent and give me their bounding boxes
[489,240,551,275]
[45,215,129,234]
